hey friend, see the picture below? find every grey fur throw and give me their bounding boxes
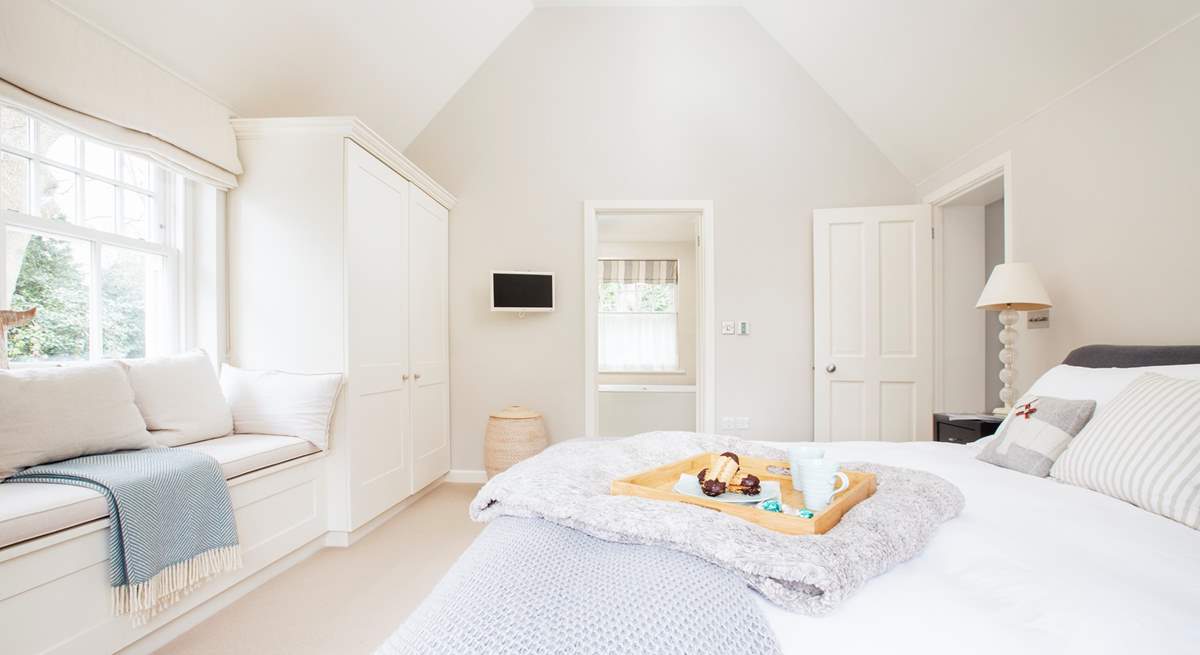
[472,432,964,615]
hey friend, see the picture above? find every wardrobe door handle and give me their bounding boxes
[413,373,422,380]
[825,363,837,373]
[401,374,410,381]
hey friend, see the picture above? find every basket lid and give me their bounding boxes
[490,405,541,419]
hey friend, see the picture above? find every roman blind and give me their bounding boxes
[0,0,242,188]
[599,259,679,284]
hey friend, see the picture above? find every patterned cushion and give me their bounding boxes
[977,395,1096,477]
[1051,373,1200,529]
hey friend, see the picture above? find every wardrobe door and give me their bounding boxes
[345,142,413,527]
[408,184,451,490]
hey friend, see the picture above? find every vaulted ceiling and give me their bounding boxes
[51,0,1200,184]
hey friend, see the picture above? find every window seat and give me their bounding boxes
[0,434,320,549]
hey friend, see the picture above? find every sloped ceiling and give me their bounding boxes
[740,0,1200,184]
[50,0,531,150]
[52,0,1200,181]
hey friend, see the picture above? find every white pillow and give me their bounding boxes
[0,362,155,480]
[1051,373,1200,529]
[1025,363,1200,410]
[219,364,342,449]
[973,363,1200,451]
[120,350,233,446]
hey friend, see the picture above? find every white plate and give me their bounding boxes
[672,473,781,504]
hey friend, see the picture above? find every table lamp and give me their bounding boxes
[976,263,1052,415]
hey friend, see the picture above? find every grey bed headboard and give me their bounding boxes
[1062,345,1200,368]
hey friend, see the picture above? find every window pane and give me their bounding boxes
[101,246,164,359]
[84,178,116,232]
[638,283,676,312]
[1,152,30,214]
[84,142,116,178]
[36,162,76,222]
[1,106,30,150]
[120,154,151,189]
[36,121,77,166]
[5,228,91,363]
[120,190,152,240]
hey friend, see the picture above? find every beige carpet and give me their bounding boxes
[155,483,484,655]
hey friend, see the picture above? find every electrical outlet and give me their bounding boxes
[721,321,736,335]
[737,321,751,335]
[719,417,736,430]
[735,417,750,429]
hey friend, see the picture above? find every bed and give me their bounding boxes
[383,345,1200,654]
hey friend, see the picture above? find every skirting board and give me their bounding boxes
[446,469,487,484]
[121,536,326,655]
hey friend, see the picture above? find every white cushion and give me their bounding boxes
[180,433,320,479]
[0,433,319,548]
[120,350,233,446]
[220,364,342,449]
[1025,363,1200,410]
[1051,373,1200,529]
[0,362,154,480]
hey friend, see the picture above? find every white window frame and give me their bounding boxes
[1,104,183,366]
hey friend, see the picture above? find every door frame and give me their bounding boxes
[922,152,1013,412]
[583,200,716,437]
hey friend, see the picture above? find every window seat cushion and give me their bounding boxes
[0,434,319,549]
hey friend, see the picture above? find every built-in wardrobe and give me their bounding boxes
[227,118,452,540]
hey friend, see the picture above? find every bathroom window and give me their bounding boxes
[598,259,679,372]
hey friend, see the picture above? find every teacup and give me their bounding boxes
[787,446,825,489]
[797,460,849,512]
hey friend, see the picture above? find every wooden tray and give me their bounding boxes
[611,452,876,535]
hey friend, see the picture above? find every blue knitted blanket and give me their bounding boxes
[377,516,782,655]
[5,448,241,623]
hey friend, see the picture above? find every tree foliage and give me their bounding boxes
[6,235,147,362]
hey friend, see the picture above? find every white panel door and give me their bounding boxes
[408,183,451,491]
[813,205,932,441]
[345,141,412,528]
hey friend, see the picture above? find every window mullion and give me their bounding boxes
[89,240,102,360]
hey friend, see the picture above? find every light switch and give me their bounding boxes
[721,321,736,335]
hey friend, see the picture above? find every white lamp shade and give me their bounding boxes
[977,262,1052,311]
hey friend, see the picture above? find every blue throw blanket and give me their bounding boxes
[5,448,241,623]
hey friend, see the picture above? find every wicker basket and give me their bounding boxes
[484,405,548,479]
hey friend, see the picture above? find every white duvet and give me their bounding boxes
[762,440,1200,655]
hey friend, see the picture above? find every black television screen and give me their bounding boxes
[492,272,554,311]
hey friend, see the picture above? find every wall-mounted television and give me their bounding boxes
[491,271,554,312]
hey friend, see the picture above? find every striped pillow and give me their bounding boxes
[1050,373,1200,529]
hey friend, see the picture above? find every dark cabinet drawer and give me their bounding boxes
[936,422,982,444]
[934,413,1002,444]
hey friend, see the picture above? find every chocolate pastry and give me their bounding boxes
[708,453,740,485]
[700,479,727,497]
[727,471,761,496]
[697,467,727,497]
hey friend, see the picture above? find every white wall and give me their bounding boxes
[983,199,1005,406]
[939,206,985,411]
[918,18,1200,394]
[404,7,914,470]
[599,389,695,437]
[597,240,696,387]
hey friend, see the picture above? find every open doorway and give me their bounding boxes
[925,153,1012,415]
[583,201,715,437]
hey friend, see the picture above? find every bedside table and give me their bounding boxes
[933,413,1004,444]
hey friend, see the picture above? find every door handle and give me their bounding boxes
[825,363,837,373]
[413,373,422,380]
[401,374,410,381]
